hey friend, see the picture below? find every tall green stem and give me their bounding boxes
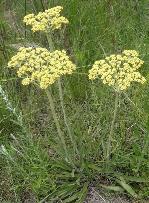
[45,89,69,162]
[46,32,78,158]
[106,91,119,161]
[58,78,78,156]
[46,32,55,51]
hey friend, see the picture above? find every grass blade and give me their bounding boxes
[76,182,89,203]
[99,184,124,192]
[116,177,138,198]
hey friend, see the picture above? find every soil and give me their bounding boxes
[85,187,149,203]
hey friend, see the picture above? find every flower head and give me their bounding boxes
[8,47,76,89]
[23,6,69,32]
[89,50,146,91]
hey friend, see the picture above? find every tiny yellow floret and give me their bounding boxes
[8,47,76,89]
[89,50,146,91]
[23,6,69,32]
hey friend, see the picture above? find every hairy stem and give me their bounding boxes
[46,32,55,51]
[45,89,69,162]
[46,32,78,159]
[58,78,78,157]
[106,90,119,161]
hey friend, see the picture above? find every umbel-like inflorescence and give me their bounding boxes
[23,6,69,32]
[89,50,146,91]
[8,47,76,89]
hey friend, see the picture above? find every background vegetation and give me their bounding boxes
[0,0,149,202]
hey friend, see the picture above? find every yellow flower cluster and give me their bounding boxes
[23,6,69,32]
[89,50,146,91]
[8,47,76,89]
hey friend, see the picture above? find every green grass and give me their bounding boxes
[0,0,149,202]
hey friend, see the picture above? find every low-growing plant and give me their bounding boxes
[1,4,149,203]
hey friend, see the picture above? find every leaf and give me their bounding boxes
[113,172,149,183]
[88,163,119,175]
[87,163,103,172]
[76,182,89,203]
[116,177,138,198]
[52,161,72,172]
[63,191,80,203]
[40,183,78,203]
[47,183,78,201]
[99,184,124,192]
[58,183,77,197]
[56,171,79,180]
[124,175,149,183]
[10,119,22,127]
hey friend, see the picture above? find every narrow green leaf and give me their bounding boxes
[99,184,124,192]
[124,175,149,183]
[46,183,77,200]
[63,191,80,203]
[76,182,89,203]
[87,163,103,173]
[116,177,138,198]
[52,161,72,172]
[56,171,79,179]
[57,183,77,198]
